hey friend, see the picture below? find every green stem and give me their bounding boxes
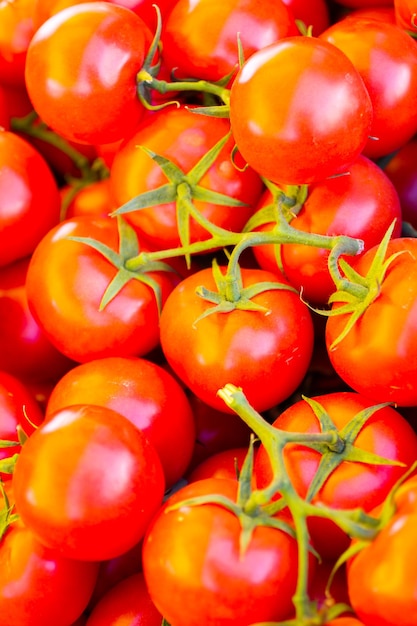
[137,70,231,107]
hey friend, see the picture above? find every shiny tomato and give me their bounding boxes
[255,391,417,559]
[326,237,417,406]
[252,154,402,305]
[394,0,417,34]
[25,216,179,363]
[12,404,165,561]
[25,2,152,144]
[142,477,306,625]
[62,179,116,220]
[161,0,297,82]
[229,36,373,185]
[282,0,330,35]
[186,446,251,483]
[0,521,99,626]
[110,106,264,251]
[320,16,417,159]
[45,356,196,488]
[0,0,36,87]
[159,266,314,413]
[0,129,61,267]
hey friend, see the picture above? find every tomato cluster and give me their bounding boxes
[1,0,417,625]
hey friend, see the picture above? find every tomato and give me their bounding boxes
[25,215,179,363]
[0,0,36,87]
[255,391,417,559]
[159,266,314,414]
[161,0,297,83]
[25,2,152,144]
[85,572,162,626]
[229,36,373,185]
[142,477,308,625]
[0,521,99,626]
[45,356,196,488]
[326,237,417,406]
[186,446,252,483]
[62,179,116,220]
[0,371,44,479]
[12,403,165,561]
[383,136,417,229]
[282,0,330,35]
[326,618,366,626]
[252,154,402,305]
[347,480,417,625]
[0,129,61,267]
[394,0,417,34]
[110,106,264,251]
[0,256,75,383]
[320,17,417,159]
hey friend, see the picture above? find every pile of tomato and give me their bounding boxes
[1,0,417,624]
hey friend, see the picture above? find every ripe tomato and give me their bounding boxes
[282,0,330,35]
[159,266,314,413]
[320,16,417,159]
[0,521,99,626]
[62,179,116,220]
[142,477,307,625]
[85,572,162,626]
[255,391,417,559]
[0,129,61,267]
[186,446,251,483]
[45,356,196,488]
[326,618,367,626]
[161,0,297,82]
[25,2,152,144]
[383,136,417,229]
[12,403,165,561]
[252,154,402,305]
[326,237,417,406]
[110,106,264,251]
[26,215,179,363]
[229,36,373,185]
[394,0,417,34]
[0,0,36,87]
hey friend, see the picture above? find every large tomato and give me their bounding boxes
[326,237,417,406]
[44,356,196,488]
[25,215,179,363]
[25,2,152,144]
[159,265,314,413]
[142,477,307,625]
[12,403,165,561]
[320,16,417,159]
[255,391,417,559]
[229,36,373,185]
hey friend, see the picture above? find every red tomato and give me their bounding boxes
[62,179,116,220]
[159,266,314,413]
[0,521,99,626]
[0,0,36,87]
[187,446,251,483]
[142,477,308,625]
[85,572,162,626]
[255,391,417,559]
[0,129,61,267]
[45,356,196,488]
[326,237,417,406]
[320,17,417,159]
[25,2,152,144]
[394,0,417,33]
[12,404,165,561]
[25,216,179,363]
[383,136,417,229]
[161,0,297,82]
[326,618,367,626]
[110,106,264,251]
[252,154,402,305]
[229,36,373,185]
[0,256,75,383]
[282,0,330,35]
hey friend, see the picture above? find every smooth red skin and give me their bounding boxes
[110,107,264,251]
[25,3,151,145]
[85,572,162,626]
[326,619,366,626]
[255,391,417,560]
[186,446,251,483]
[320,17,417,160]
[142,477,305,625]
[282,0,330,34]
[326,237,417,406]
[62,179,116,219]
[383,137,417,229]
[0,257,75,383]
[0,130,61,267]
[252,154,402,305]
[0,0,36,87]
[12,404,165,561]
[394,0,417,32]
[26,216,178,363]
[159,266,314,414]
[161,0,297,83]
[347,7,396,22]
[45,356,196,488]
[0,371,44,479]
[229,36,373,186]
[0,523,99,626]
